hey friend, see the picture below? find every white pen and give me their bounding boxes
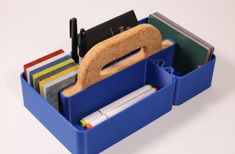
[80,85,153,127]
[85,87,156,129]
[106,88,156,117]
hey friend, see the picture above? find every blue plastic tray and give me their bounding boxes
[20,18,216,154]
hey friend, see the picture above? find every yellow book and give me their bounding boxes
[32,58,74,88]
[39,65,78,96]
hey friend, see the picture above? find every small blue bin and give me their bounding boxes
[148,49,216,105]
[20,17,216,154]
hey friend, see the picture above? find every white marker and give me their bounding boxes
[80,111,103,127]
[100,85,153,114]
[106,88,156,117]
[80,85,153,127]
[85,87,156,129]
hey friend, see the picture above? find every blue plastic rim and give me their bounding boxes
[20,18,216,154]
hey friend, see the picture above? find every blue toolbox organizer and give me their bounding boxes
[20,18,216,154]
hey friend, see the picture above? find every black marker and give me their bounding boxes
[78,28,87,59]
[70,18,79,62]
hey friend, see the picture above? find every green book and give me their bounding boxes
[148,12,214,75]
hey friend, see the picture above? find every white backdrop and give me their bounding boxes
[1,0,235,153]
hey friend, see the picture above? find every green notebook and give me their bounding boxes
[148,12,214,75]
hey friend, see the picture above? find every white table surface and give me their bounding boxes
[1,0,235,153]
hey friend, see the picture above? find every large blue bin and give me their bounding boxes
[20,17,216,154]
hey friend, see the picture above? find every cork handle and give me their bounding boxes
[63,24,166,96]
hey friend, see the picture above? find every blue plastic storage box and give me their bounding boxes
[20,18,216,154]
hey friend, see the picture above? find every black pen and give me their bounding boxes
[70,18,79,63]
[78,28,87,59]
